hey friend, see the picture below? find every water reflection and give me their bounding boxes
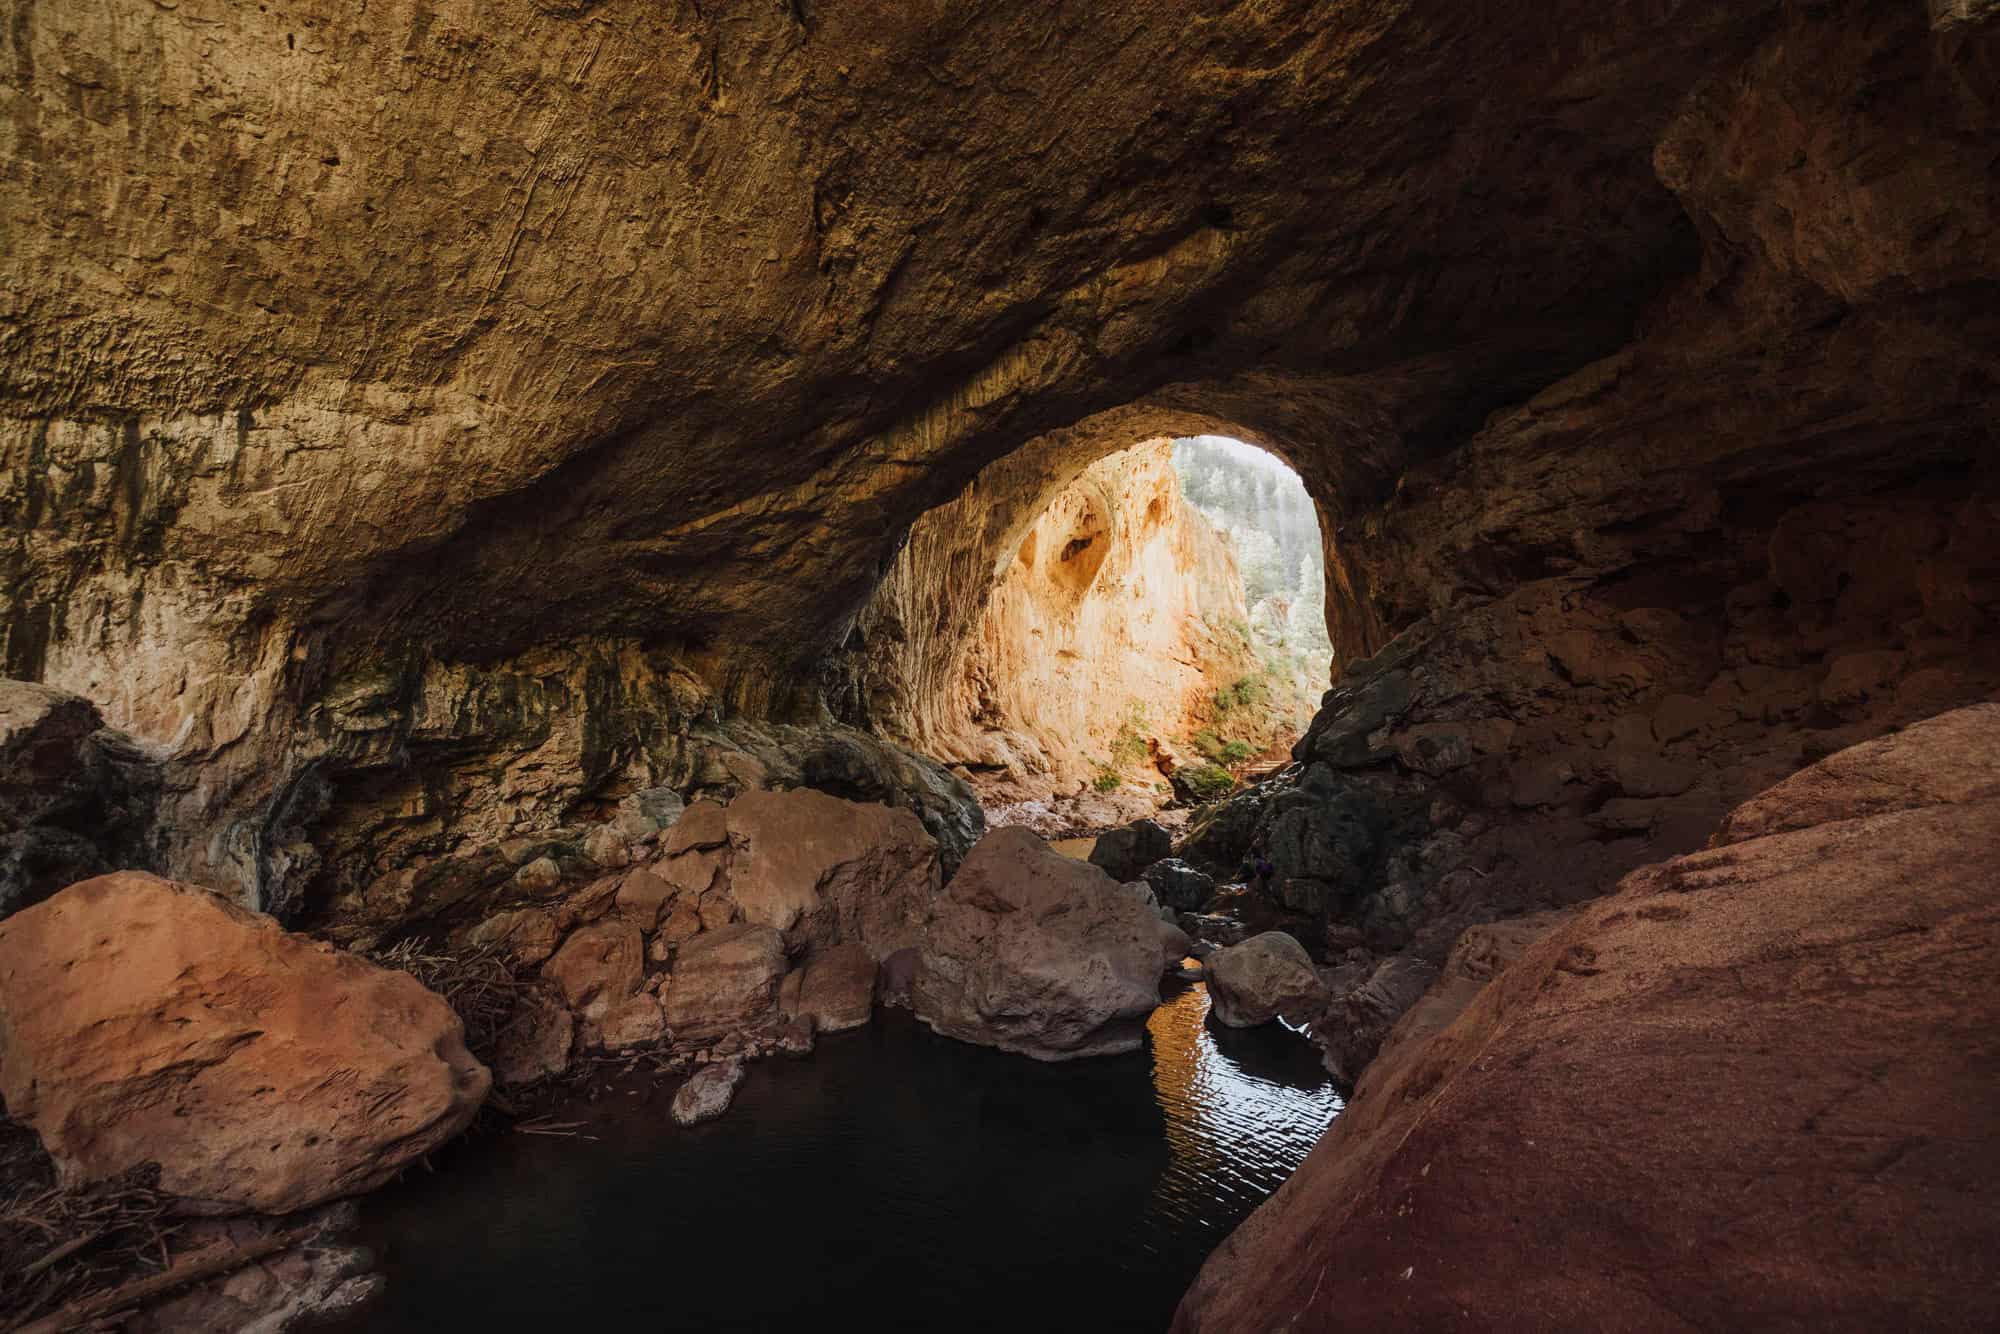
[1144,980,1344,1253]
[338,985,1338,1333]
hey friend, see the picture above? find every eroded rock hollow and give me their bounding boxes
[4,0,1999,1326]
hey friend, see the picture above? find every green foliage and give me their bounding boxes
[1219,740,1257,763]
[1108,720,1149,768]
[1177,763,1237,801]
[1092,769,1123,793]
[1213,673,1269,715]
[1191,729,1225,760]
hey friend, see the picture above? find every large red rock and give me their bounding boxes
[659,921,788,1040]
[723,788,940,956]
[1174,705,2000,1332]
[915,826,1189,1061]
[0,872,489,1214]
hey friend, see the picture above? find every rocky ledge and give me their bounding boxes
[1173,704,2000,1332]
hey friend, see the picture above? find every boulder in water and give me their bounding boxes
[1087,819,1172,881]
[1143,858,1218,912]
[1205,931,1329,1028]
[671,1058,746,1126]
[916,827,1189,1060]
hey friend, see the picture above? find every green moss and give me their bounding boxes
[1177,763,1236,801]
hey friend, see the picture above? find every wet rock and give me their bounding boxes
[670,1059,746,1127]
[0,872,488,1213]
[1206,931,1329,1029]
[876,945,919,1009]
[660,922,787,1040]
[773,1016,816,1057]
[793,941,878,1034]
[1143,858,1217,912]
[1088,818,1172,881]
[915,827,1189,1061]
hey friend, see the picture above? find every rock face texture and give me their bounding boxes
[914,827,1190,1061]
[0,872,489,1214]
[0,682,161,917]
[449,788,938,1076]
[1174,706,2000,1332]
[722,788,939,957]
[3,0,1995,968]
[854,441,1257,800]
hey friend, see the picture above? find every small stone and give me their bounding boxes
[511,856,565,897]
[614,867,675,930]
[665,799,729,854]
[774,1018,816,1056]
[583,825,630,870]
[670,1059,745,1126]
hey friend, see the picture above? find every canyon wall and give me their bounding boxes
[0,1,1995,983]
[4,0,1844,918]
[1171,0,2000,980]
[860,441,1256,802]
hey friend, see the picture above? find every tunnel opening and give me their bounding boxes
[865,430,1338,840]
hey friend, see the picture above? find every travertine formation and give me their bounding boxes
[1174,705,2000,1332]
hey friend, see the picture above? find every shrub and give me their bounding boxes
[1175,763,1236,802]
[1093,769,1123,792]
[1191,730,1225,760]
[1219,740,1257,763]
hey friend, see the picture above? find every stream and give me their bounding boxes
[335,980,1341,1332]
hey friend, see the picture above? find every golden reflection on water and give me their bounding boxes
[1141,972,1343,1243]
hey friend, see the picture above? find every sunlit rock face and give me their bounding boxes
[857,442,1254,800]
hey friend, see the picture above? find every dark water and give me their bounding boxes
[338,983,1340,1333]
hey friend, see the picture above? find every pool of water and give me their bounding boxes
[337,982,1341,1333]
